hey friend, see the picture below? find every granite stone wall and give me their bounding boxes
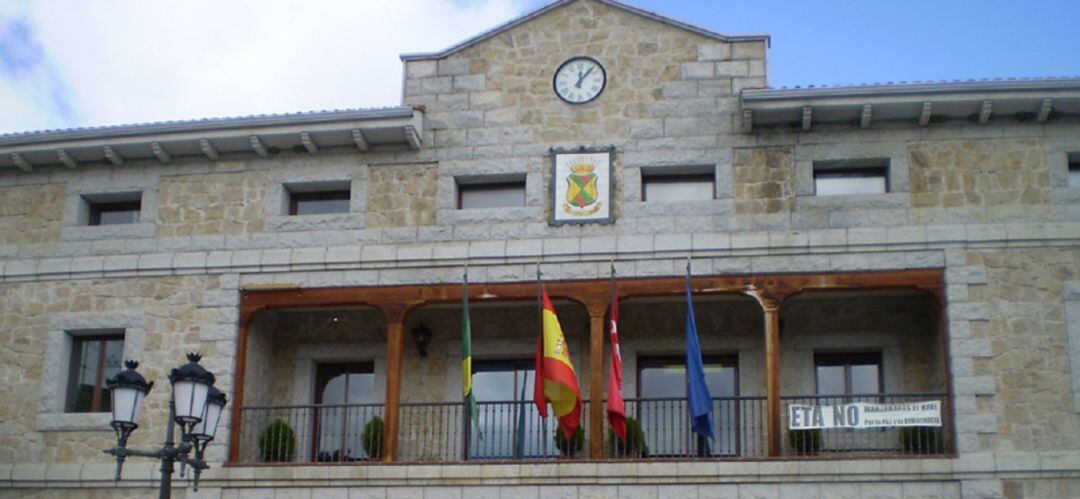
[365,163,438,228]
[909,138,1050,214]
[0,183,65,247]
[156,171,268,237]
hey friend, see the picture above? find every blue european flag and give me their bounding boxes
[685,265,714,440]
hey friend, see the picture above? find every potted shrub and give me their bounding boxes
[362,416,385,460]
[259,419,296,462]
[606,417,647,458]
[899,426,940,454]
[787,428,822,455]
[554,426,585,457]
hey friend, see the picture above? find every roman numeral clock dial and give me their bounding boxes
[553,56,606,105]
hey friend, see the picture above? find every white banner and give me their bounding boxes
[787,401,942,430]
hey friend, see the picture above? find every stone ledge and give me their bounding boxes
[35,412,113,432]
[9,452,1080,490]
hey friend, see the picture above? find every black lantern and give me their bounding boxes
[107,360,154,439]
[168,353,215,432]
[104,354,226,498]
[190,386,227,444]
[411,324,433,357]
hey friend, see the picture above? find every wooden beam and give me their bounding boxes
[228,308,254,464]
[240,269,944,315]
[763,301,781,457]
[1037,98,1053,122]
[351,129,368,151]
[10,153,33,172]
[103,146,124,166]
[742,109,753,133]
[250,135,268,157]
[199,139,219,160]
[587,302,607,459]
[860,104,872,128]
[919,102,933,126]
[801,106,812,131]
[979,100,992,124]
[57,149,78,169]
[150,142,172,163]
[404,125,421,150]
[300,132,319,154]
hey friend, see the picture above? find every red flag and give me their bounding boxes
[533,285,582,439]
[607,271,627,441]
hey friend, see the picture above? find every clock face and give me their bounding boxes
[553,56,606,104]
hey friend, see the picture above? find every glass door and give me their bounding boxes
[313,362,374,461]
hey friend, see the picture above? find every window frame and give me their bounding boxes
[812,159,890,196]
[813,351,884,396]
[288,189,351,216]
[312,361,375,462]
[65,333,124,413]
[640,173,716,202]
[88,200,141,226]
[456,180,527,210]
[468,358,538,459]
[1068,156,1080,188]
[635,354,740,457]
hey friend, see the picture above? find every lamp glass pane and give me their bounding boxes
[111,385,140,425]
[202,403,224,439]
[173,380,209,422]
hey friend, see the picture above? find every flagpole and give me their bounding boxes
[535,260,547,455]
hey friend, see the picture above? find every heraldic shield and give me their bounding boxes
[565,163,599,212]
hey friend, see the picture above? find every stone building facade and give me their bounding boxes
[1,0,1080,497]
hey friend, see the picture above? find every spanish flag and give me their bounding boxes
[533,285,582,439]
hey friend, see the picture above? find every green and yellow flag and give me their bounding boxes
[462,270,481,439]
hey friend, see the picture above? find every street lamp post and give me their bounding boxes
[104,353,227,499]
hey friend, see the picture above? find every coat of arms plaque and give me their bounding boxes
[550,147,615,225]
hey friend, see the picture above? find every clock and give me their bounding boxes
[553,56,606,104]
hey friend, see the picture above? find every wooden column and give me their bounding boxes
[586,302,608,459]
[763,299,782,457]
[228,302,257,463]
[380,304,409,462]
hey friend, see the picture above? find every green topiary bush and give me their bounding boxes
[554,425,585,457]
[787,428,822,455]
[362,416,385,459]
[899,426,940,454]
[259,419,296,462]
[606,417,647,457]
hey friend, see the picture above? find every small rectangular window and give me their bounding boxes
[289,190,350,216]
[458,181,526,209]
[1068,157,1080,188]
[67,333,124,413]
[814,352,882,396]
[813,159,888,196]
[89,200,141,225]
[641,173,714,202]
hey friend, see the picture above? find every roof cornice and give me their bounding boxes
[742,78,1080,102]
[0,107,418,148]
[0,107,425,172]
[400,0,769,62]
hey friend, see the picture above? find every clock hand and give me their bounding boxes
[575,66,594,88]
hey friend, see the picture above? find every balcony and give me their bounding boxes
[231,270,951,464]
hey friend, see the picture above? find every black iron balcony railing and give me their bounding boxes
[234,393,949,463]
[238,403,385,463]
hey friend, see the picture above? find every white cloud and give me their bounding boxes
[2,0,532,134]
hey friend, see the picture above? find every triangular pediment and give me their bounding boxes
[400,0,768,61]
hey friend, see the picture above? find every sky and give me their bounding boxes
[2,0,1079,136]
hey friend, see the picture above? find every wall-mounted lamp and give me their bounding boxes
[411,324,433,357]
